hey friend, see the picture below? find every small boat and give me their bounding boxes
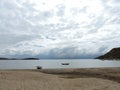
[61,63,70,65]
[36,66,42,69]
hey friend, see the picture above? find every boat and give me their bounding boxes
[36,66,42,69]
[61,63,70,65]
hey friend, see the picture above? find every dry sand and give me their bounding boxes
[0,68,120,90]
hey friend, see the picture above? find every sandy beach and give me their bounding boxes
[0,68,120,90]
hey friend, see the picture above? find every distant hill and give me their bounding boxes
[0,57,39,60]
[21,58,39,60]
[0,57,9,60]
[96,47,120,60]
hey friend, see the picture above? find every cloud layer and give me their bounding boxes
[0,0,120,58]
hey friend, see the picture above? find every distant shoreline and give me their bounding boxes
[0,57,39,60]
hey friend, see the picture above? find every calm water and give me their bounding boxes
[0,59,120,69]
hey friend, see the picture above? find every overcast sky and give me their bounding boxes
[0,0,120,58]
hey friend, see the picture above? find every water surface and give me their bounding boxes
[0,59,120,69]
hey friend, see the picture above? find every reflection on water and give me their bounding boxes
[0,59,120,69]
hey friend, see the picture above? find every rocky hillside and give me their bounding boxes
[96,47,120,60]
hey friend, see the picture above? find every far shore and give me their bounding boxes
[0,67,120,90]
[0,57,39,60]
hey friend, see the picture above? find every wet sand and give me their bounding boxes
[0,68,120,90]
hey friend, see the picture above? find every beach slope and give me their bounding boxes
[0,68,120,90]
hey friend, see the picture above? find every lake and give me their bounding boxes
[0,59,120,69]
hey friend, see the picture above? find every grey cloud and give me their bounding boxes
[30,10,54,22]
[0,1,32,33]
[0,0,54,32]
[0,34,38,49]
[56,4,65,17]
[71,7,87,15]
[1,44,99,59]
[102,0,120,14]
[86,16,107,34]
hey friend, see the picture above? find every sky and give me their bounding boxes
[0,0,120,59]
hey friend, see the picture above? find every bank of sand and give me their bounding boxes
[0,68,120,90]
